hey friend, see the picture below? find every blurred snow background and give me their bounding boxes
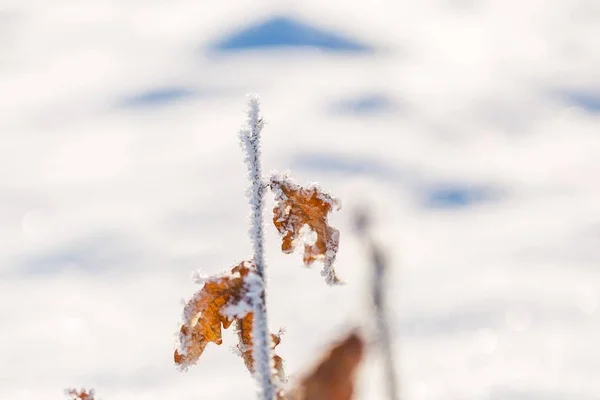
[1,0,600,399]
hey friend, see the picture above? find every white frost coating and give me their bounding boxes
[321,228,341,285]
[269,171,341,211]
[222,271,262,319]
[229,344,243,357]
[238,94,275,400]
[191,269,227,285]
[244,270,265,303]
[176,282,211,371]
[299,224,318,246]
[222,298,253,320]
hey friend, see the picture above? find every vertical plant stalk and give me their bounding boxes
[355,211,400,400]
[239,94,275,400]
[371,243,400,400]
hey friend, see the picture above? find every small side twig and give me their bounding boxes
[354,210,400,400]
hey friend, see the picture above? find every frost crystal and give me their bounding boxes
[191,269,215,285]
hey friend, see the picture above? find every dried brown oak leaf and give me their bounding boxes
[174,261,250,369]
[270,174,341,285]
[285,331,365,400]
[175,261,285,381]
[65,388,95,400]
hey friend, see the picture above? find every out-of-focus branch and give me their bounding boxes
[354,210,400,400]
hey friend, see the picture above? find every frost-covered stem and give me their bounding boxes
[355,211,400,400]
[239,95,275,400]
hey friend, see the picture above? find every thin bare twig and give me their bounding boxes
[354,210,400,400]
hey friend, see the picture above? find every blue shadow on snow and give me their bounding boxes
[565,91,600,113]
[123,87,195,108]
[291,152,500,209]
[420,184,494,209]
[210,16,372,53]
[330,93,397,115]
[16,234,139,276]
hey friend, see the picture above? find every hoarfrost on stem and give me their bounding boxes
[238,94,275,400]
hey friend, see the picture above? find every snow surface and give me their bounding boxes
[1,1,600,399]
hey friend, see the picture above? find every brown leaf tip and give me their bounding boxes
[270,173,342,285]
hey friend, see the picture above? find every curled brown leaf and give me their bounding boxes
[270,174,341,285]
[174,261,252,369]
[175,260,285,382]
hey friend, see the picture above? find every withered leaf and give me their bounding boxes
[175,260,285,383]
[174,261,252,369]
[285,332,365,400]
[270,174,341,285]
